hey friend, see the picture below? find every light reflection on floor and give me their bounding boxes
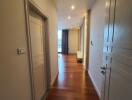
[58,54,65,87]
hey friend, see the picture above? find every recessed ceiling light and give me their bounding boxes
[68,16,71,20]
[71,5,75,10]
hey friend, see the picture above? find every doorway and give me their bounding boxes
[25,1,51,100]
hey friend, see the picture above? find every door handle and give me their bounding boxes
[100,66,106,70]
[100,65,106,75]
[101,70,106,75]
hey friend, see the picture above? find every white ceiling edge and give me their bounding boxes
[55,0,97,30]
[53,0,96,10]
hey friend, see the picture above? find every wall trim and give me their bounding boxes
[24,0,51,99]
[51,72,59,86]
[88,71,101,99]
[68,53,76,55]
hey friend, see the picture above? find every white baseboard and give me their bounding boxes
[51,72,58,86]
[88,71,101,99]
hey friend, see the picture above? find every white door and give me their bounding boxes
[29,10,46,100]
[108,0,132,99]
[101,0,132,100]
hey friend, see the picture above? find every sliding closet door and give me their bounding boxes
[29,10,47,100]
[108,0,132,100]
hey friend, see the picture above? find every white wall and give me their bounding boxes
[0,0,58,99]
[0,0,32,100]
[89,0,105,98]
[68,29,79,54]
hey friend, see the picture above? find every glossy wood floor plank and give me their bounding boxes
[46,54,99,100]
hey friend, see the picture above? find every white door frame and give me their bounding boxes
[24,0,51,99]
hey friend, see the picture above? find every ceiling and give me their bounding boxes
[54,0,96,29]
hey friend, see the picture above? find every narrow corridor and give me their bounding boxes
[46,54,99,100]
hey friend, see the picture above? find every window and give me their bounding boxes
[58,30,62,53]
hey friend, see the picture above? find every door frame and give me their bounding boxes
[24,0,51,99]
[85,10,91,70]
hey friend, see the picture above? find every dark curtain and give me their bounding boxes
[62,30,69,55]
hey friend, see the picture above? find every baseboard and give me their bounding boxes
[68,53,76,55]
[88,71,101,99]
[51,72,59,86]
[41,89,49,100]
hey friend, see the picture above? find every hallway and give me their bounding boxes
[46,54,99,100]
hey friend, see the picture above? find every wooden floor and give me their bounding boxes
[46,54,99,100]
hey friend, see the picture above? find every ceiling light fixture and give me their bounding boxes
[71,5,75,10]
[68,16,71,20]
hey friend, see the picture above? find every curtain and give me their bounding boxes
[62,30,69,54]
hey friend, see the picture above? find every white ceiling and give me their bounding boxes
[54,0,96,29]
